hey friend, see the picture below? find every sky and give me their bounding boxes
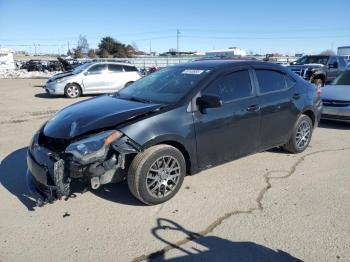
[0,0,350,55]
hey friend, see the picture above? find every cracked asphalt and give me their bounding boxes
[0,79,349,262]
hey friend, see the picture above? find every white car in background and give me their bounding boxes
[45,62,142,98]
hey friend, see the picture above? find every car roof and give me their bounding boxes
[89,61,135,67]
[172,59,281,70]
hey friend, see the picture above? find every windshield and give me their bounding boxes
[332,70,350,85]
[72,63,91,74]
[118,67,211,104]
[294,56,329,65]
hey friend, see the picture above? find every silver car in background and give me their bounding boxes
[45,62,142,98]
[321,70,350,122]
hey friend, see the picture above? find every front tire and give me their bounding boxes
[283,114,313,153]
[127,145,186,205]
[65,83,82,98]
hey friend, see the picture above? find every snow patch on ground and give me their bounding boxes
[0,69,60,79]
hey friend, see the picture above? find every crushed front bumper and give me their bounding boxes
[26,151,70,206]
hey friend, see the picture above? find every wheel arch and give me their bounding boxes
[65,82,83,94]
[141,136,193,175]
[301,108,316,127]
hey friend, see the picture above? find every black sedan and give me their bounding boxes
[27,60,322,205]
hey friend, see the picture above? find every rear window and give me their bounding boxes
[123,65,138,72]
[256,69,288,93]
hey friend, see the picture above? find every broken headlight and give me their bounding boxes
[65,130,122,164]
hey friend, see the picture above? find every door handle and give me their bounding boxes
[292,93,300,100]
[247,105,260,112]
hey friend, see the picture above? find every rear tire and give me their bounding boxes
[127,145,186,205]
[64,83,82,98]
[283,114,313,153]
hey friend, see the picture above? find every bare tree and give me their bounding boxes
[320,50,335,55]
[77,35,89,54]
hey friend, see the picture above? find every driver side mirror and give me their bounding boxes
[84,71,89,76]
[196,95,223,112]
[329,62,338,69]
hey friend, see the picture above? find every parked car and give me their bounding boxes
[287,55,348,88]
[321,70,350,122]
[44,62,142,98]
[27,60,322,206]
[21,60,46,72]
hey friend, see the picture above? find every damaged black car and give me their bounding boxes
[26,60,322,205]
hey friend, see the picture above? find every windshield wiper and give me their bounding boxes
[128,96,152,103]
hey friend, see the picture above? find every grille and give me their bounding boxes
[322,100,350,107]
[322,114,350,121]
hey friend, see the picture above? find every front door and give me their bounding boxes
[82,64,108,92]
[193,68,261,169]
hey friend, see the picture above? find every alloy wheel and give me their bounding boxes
[67,85,79,98]
[146,156,181,198]
[295,120,311,150]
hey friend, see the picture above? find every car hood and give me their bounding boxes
[47,72,74,82]
[43,95,162,139]
[321,85,350,100]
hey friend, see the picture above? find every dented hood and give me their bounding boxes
[43,95,162,139]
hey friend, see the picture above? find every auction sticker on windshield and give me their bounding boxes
[182,69,205,75]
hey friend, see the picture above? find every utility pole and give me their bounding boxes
[149,40,152,55]
[67,41,70,54]
[177,29,180,56]
[33,43,37,55]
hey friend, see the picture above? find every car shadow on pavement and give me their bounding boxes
[0,147,37,211]
[148,218,302,262]
[91,181,146,206]
[318,120,350,130]
[35,92,62,99]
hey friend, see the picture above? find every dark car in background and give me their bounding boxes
[288,55,348,87]
[26,60,322,206]
[321,70,350,122]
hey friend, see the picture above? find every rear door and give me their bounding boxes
[82,64,108,92]
[107,64,125,91]
[253,67,297,150]
[193,67,261,169]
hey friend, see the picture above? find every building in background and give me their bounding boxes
[204,47,247,59]
[337,46,350,61]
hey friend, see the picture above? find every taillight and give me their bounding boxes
[316,87,321,97]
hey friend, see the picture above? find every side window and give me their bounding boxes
[87,64,106,75]
[204,70,252,102]
[255,69,287,93]
[328,56,337,65]
[338,57,347,68]
[123,66,138,72]
[285,75,296,89]
[108,64,123,73]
